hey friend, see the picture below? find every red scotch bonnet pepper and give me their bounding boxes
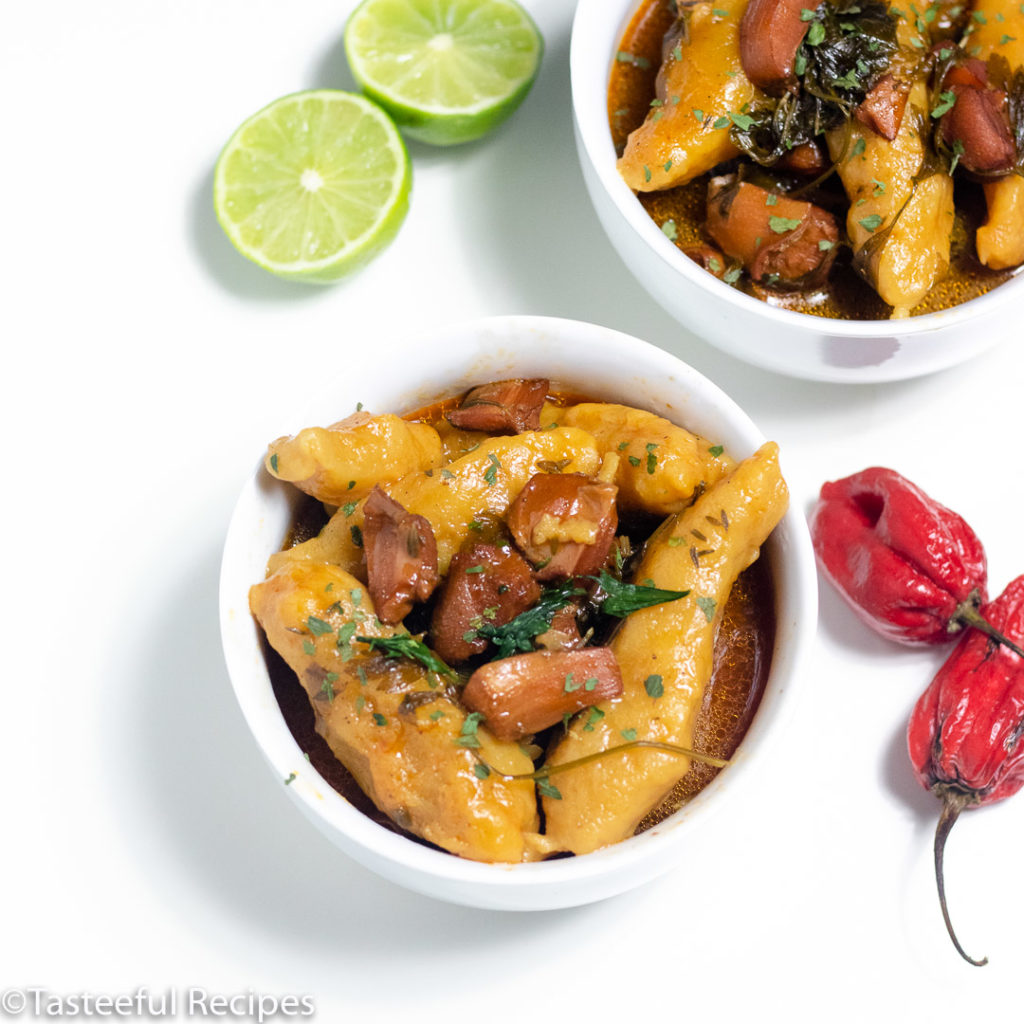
[908,575,1024,966]
[809,467,1024,656]
[811,466,1024,965]
[809,466,988,644]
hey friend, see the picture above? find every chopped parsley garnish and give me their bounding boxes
[931,90,957,118]
[662,219,678,240]
[858,213,884,231]
[769,215,803,233]
[483,452,501,486]
[456,712,485,748]
[350,524,363,548]
[696,596,717,623]
[709,444,725,457]
[621,728,638,742]
[372,712,387,727]
[473,763,490,779]
[645,674,665,698]
[536,777,562,800]
[269,453,279,473]
[342,501,358,517]
[307,616,333,636]
[583,707,605,732]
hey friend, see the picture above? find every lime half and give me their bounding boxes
[213,90,411,282]
[344,0,543,146]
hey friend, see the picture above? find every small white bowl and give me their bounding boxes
[219,315,817,909]
[570,0,1024,383]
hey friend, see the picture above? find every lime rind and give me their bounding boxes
[344,0,543,146]
[213,90,411,282]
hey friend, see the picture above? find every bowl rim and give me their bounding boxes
[569,0,1024,337]
[219,313,818,903]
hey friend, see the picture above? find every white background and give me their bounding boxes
[3,0,1023,1020]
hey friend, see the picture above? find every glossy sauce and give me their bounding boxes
[267,389,775,848]
[609,0,1017,319]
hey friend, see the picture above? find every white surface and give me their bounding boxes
[220,317,817,910]
[2,0,1022,1020]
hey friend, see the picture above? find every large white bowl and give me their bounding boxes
[219,315,817,910]
[570,0,1024,383]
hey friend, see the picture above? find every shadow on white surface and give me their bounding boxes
[109,536,597,972]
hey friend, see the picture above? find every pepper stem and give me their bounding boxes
[933,790,988,967]
[951,595,1024,659]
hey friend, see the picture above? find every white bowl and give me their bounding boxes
[219,315,817,909]
[570,0,1024,383]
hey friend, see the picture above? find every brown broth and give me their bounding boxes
[609,0,1018,320]
[266,390,775,851]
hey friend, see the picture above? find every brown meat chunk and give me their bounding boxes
[683,244,727,277]
[362,487,439,624]
[739,0,811,94]
[430,543,540,663]
[855,75,911,141]
[462,648,624,742]
[507,473,618,582]
[939,59,1016,175]
[705,176,839,288]
[445,379,549,434]
[777,140,828,176]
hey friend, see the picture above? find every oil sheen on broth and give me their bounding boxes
[609,0,1016,320]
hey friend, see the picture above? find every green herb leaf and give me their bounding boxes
[696,596,717,622]
[350,524,363,548]
[302,639,316,655]
[769,215,803,233]
[372,712,387,727]
[307,616,333,636]
[583,707,605,732]
[807,20,826,44]
[858,213,884,231]
[473,763,490,779]
[484,452,501,486]
[621,728,638,742]
[269,453,279,473]
[709,443,725,457]
[356,633,456,677]
[475,581,584,659]
[931,90,956,118]
[645,674,665,698]
[592,570,689,618]
[456,711,485,748]
[692,107,705,122]
[537,777,562,800]
[662,219,678,241]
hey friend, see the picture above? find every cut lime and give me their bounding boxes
[213,90,411,282]
[344,0,543,146]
